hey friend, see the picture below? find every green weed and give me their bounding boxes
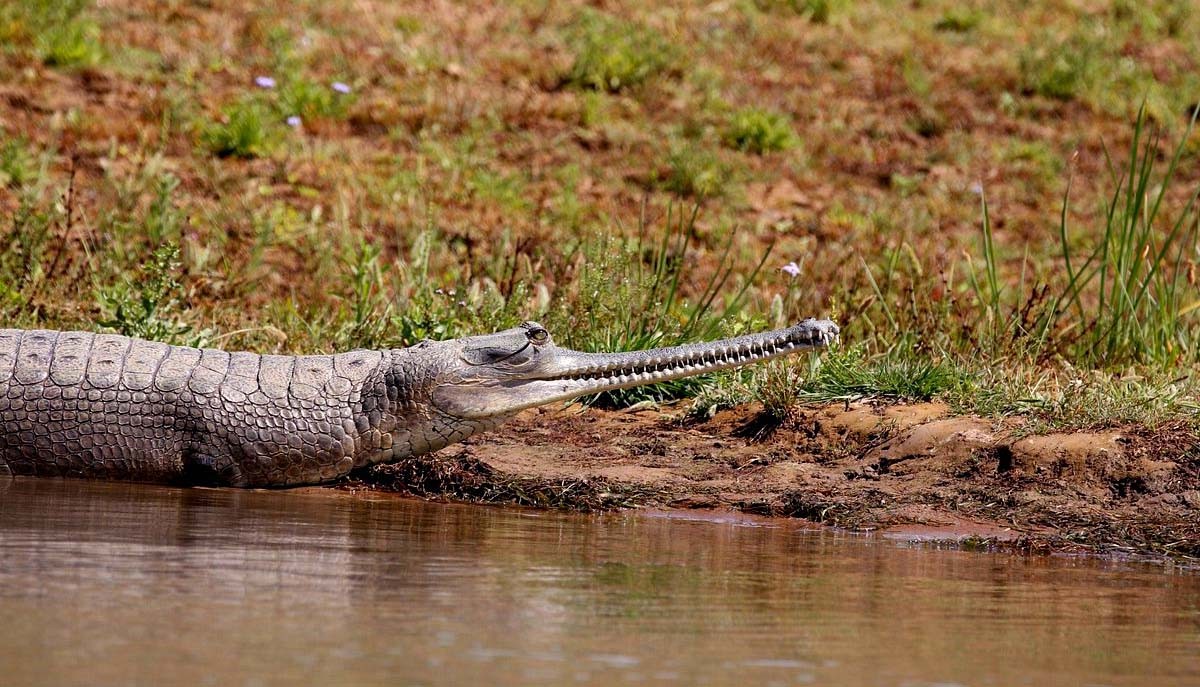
[1018,31,1096,100]
[556,206,771,407]
[1003,139,1064,184]
[274,228,534,353]
[2,0,102,67]
[278,78,353,123]
[36,18,102,67]
[934,8,984,33]
[956,363,1200,430]
[1110,0,1193,39]
[799,346,968,403]
[563,11,677,92]
[467,168,532,213]
[797,0,847,23]
[201,100,279,158]
[966,106,1200,367]
[755,0,848,23]
[1053,107,1200,365]
[0,195,58,318]
[724,108,798,154]
[662,144,729,199]
[0,137,36,188]
[96,243,203,346]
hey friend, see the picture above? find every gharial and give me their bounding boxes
[0,319,838,487]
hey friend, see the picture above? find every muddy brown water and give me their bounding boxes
[0,478,1197,687]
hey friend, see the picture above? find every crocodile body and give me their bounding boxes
[0,320,837,487]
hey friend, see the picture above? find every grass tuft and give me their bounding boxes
[278,78,353,123]
[756,0,849,23]
[0,137,37,188]
[934,8,984,32]
[799,346,968,403]
[968,105,1200,367]
[201,100,279,158]
[724,108,798,154]
[36,17,102,67]
[662,143,729,199]
[559,205,771,408]
[96,243,204,346]
[2,0,103,67]
[563,11,677,92]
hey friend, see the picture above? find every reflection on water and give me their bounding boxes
[0,477,1197,686]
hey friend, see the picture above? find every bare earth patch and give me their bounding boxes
[346,403,1200,561]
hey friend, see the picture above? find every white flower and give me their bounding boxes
[781,261,801,277]
[254,76,276,89]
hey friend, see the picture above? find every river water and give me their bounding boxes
[0,478,1196,686]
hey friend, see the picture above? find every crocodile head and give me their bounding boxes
[430,318,839,419]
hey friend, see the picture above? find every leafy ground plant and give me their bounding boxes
[555,205,771,408]
[201,100,279,158]
[724,108,798,154]
[1,0,102,67]
[562,10,677,92]
[96,243,204,346]
[662,143,729,199]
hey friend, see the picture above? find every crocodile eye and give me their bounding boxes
[527,326,550,345]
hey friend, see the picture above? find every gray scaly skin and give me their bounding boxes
[0,319,838,487]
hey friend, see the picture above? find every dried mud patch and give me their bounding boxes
[346,403,1200,560]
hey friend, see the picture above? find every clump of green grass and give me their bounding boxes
[1110,0,1192,39]
[959,366,1200,430]
[1020,34,1098,101]
[724,108,798,154]
[0,193,58,320]
[755,0,848,23]
[1,0,102,67]
[798,0,847,23]
[662,144,729,199]
[278,78,353,123]
[201,100,279,158]
[1016,19,1186,119]
[1019,49,1090,101]
[36,17,102,67]
[96,243,203,346]
[467,167,533,213]
[835,105,1199,378]
[563,10,677,92]
[934,7,984,32]
[556,206,772,407]
[967,106,1200,367]
[270,227,534,353]
[1003,139,1064,180]
[1052,109,1199,365]
[798,346,968,403]
[0,137,37,188]
[1018,28,1100,101]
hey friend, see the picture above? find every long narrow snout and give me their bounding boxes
[434,318,838,418]
[537,318,838,386]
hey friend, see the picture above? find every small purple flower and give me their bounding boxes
[969,181,984,196]
[286,115,302,128]
[331,81,351,94]
[781,261,801,277]
[254,75,277,89]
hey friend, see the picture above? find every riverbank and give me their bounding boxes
[343,403,1200,561]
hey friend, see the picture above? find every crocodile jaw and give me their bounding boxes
[432,318,838,418]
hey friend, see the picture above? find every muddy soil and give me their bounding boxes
[344,403,1200,560]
